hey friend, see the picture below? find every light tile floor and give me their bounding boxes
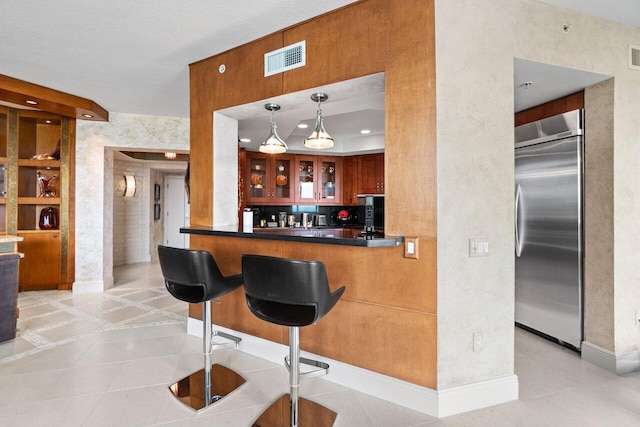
[0,261,639,426]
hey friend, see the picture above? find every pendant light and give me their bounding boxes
[304,93,334,149]
[259,103,288,154]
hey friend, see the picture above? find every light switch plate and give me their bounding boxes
[469,238,489,257]
[404,237,418,259]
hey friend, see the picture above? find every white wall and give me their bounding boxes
[435,0,640,388]
[75,113,189,292]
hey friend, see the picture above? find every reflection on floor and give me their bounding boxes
[0,261,638,426]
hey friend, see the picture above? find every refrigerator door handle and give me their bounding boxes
[515,184,523,257]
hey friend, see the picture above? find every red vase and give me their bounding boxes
[39,207,58,230]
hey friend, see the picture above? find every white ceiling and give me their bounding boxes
[0,0,637,121]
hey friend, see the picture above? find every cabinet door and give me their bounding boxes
[246,153,271,204]
[295,156,317,203]
[357,154,384,194]
[270,156,294,204]
[342,156,358,205]
[318,157,342,205]
[18,231,61,291]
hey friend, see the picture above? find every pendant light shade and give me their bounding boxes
[259,103,288,154]
[304,93,334,149]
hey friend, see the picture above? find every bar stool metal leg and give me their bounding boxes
[203,300,213,406]
[290,326,300,427]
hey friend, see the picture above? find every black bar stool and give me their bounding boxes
[242,254,345,427]
[158,245,245,411]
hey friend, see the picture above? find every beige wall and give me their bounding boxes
[584,79,615,351]
[436,0,640,388]
[75,113,189,291]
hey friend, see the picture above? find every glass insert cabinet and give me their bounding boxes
[245,152,342,206]
[294,155,342,205]
[246,152,295,204]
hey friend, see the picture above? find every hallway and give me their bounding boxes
[0,262,638,426]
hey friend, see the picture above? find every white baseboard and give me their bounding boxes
[582,341,640,375]
[187,318,518,417]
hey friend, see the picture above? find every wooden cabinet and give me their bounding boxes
[2,109,72,290]
[294,155,342,205]
[357,153,384,194]
[17,231,61,291]
[17,112,62,231]
[342,156,359,205]
[246,152,295,205]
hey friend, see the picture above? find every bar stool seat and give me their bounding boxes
[158,245,245,411]
[242,254,345,427]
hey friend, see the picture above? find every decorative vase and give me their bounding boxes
[39,207,58,230]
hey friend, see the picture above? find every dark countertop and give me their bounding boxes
[181,226,403,247]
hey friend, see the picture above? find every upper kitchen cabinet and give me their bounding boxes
[342,156,359,205]
[246,152,295,205]
[357,153,384,194]
[294,155,342,205]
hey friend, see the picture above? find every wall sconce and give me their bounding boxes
[123,175,136,197]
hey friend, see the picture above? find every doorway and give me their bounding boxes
[163,174,190,248]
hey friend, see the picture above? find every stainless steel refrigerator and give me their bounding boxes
[514,109,584,350]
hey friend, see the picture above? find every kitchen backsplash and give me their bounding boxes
[247,205,366,228]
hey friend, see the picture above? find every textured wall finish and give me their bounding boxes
[113,160,151,266]
[584,79,615,352]
[436,0,640,388]
[75,113,189,292]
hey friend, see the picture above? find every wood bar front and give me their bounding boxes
[189,0,437,389]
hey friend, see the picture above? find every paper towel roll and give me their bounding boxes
[242,209,253,233]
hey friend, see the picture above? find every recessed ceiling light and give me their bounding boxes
[82,113,94,118]
[297,123,309,129]
[239,138,251,143]
[25,99,38,105]
[360,129,371,134]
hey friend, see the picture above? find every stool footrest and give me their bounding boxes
[211,330,242,349]
[285,355,330,379]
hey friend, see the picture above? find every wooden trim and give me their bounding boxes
[515,91,584,126]
[0,74,108,121]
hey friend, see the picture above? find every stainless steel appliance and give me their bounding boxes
[514,109,584,350]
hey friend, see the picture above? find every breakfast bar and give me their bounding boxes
[182,225,403,247]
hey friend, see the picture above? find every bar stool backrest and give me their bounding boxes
[158,245,239,303]
[241,254,345,327]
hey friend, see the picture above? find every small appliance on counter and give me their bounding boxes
[330,208,359,227]
[357,194,384,232]
[313,214,327,227]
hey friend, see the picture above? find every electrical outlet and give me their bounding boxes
[473,332,483,352]
[469,238,490,257]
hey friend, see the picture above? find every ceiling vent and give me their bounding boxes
[629,44,640,71]
[264,41,306,77]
